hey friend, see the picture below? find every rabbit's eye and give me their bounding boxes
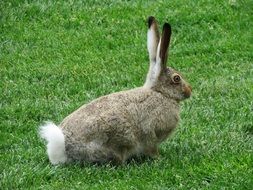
[172,74,181,83]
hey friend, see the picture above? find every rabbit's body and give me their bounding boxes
[61,87,179,163]
[39,17,192,165]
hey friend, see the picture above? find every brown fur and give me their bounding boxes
[60,88,180,163]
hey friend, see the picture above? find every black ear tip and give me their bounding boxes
[147,16,155,28]
[163,23,171,30]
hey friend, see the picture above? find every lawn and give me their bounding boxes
[0,0,252,189]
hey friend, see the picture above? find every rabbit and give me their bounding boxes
[39,16,192,165]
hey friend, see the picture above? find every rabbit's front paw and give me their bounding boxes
[144,146,159,159]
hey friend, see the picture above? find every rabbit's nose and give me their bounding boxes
[188,85,192,92]
[183,85,192,98]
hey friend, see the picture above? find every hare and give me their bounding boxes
[39,16,192,165]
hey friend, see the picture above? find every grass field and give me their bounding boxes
[1,0,253,189]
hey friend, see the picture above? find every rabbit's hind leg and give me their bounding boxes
[85,142,125,165]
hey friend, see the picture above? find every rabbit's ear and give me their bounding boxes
[147,16,160,63]
[144,16,160,88]
[147,23,171,85]
[157,23,172,72]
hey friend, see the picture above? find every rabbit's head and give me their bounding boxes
[144,16,192,102]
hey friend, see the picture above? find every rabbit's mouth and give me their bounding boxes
[183,85,192,98]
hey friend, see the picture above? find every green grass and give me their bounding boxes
[1,0,253,189]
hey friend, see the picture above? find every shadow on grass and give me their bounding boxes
[244,125,253,135]
[70,155,157,169]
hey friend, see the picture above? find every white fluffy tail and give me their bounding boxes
[39,122,67,165]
